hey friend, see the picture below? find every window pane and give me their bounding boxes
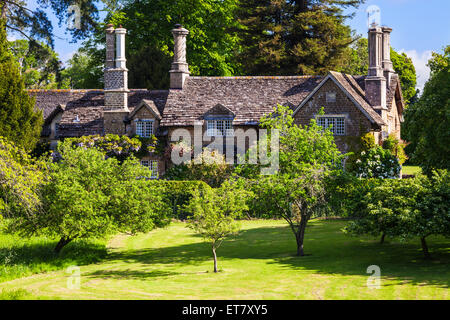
[317,116,345,136]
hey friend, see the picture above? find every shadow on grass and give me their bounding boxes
[88,269,180,280]
[0,239,107,282]
[97,221,450,289]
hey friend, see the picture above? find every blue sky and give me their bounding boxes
[8,0,450,90]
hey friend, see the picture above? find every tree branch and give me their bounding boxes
[5,24,33,41]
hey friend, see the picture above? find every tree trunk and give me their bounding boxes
[420,237,431,259]
[380,233,386,244]
[212,246,218,273]
[54,237,72,254]
[1,1,6,20]
[295,219,307,257]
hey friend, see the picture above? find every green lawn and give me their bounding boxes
[0,232,107,284]
[402,166,422,175]
[0,220,449,300]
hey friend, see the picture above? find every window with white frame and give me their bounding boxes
[141,160,158,179]
[136,120,154,137]
[317,116,346,136]
[206,119,234,137]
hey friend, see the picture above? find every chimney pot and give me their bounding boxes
[170,25,190,89]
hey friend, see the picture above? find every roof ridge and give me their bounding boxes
[188,75,321,80]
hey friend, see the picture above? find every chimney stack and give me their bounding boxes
[365,25,386,112]
[104,25,129,110]
[105,24,115,69]
[170,24,190,89]
[381,26,394,84]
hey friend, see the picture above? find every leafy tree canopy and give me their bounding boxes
[0,136,47,217]
[402,46,450,174]
[81,0,242,89]
[344,171,450,258]
[9,39,64,88]
[236,0,363,76]
[186,180,249,272]
[0,18,43,151]
[60,48,103,89]
[235,104,343,256]
[7,140,170,254]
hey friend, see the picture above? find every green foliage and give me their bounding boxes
[350,146,401,179]
[0,19,43,151]
[82,0,242,89]
[236,0,362,75]
[344,171,450,258]
[60,49,103,89]
[156,180,210,220]
[186,180,249,272]
[0,137,47,218]
[164,147,233,187]
[6,140,170,253]
[9,39,64,89]
[236,104,342,256]
[325,173,383,218]
[382,134,407,165]
[339,38,369,75]
[360,132,376,150]
[402,46,450,175]
[0,230,107,283]
[65,134,143,162]
[390,48,418,105]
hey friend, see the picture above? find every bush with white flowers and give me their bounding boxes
[353,146,401,179]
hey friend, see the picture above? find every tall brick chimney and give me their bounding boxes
[365,24,386,113]
[104,25,129,110]
[381,26,395,84]
[169,24,190,89]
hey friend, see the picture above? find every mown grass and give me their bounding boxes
[402,166,422,175]
[0,220,448,300]
[0,232,107,285]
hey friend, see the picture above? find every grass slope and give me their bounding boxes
[0,220,448,300]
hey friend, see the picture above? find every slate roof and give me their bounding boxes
[329,71,385,126]
[29,89,168,137]
[160,76,324,126]
[29,72,402,138]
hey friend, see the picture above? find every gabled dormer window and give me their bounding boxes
[206,119,234,137]
[136,119,154,137]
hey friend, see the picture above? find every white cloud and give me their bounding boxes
[399,49,433,92]
[61,50,76,67]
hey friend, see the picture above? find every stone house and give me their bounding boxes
[29,24,405,178]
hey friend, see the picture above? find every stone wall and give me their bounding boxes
[293,78,374,152]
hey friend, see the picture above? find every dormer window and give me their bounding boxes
[136,119,154,137]
[206,119,234,137]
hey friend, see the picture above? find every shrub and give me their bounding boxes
[382,134,408,165]
[352,146,401,179]
[164,147,234,187]
[157,180,210,220]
